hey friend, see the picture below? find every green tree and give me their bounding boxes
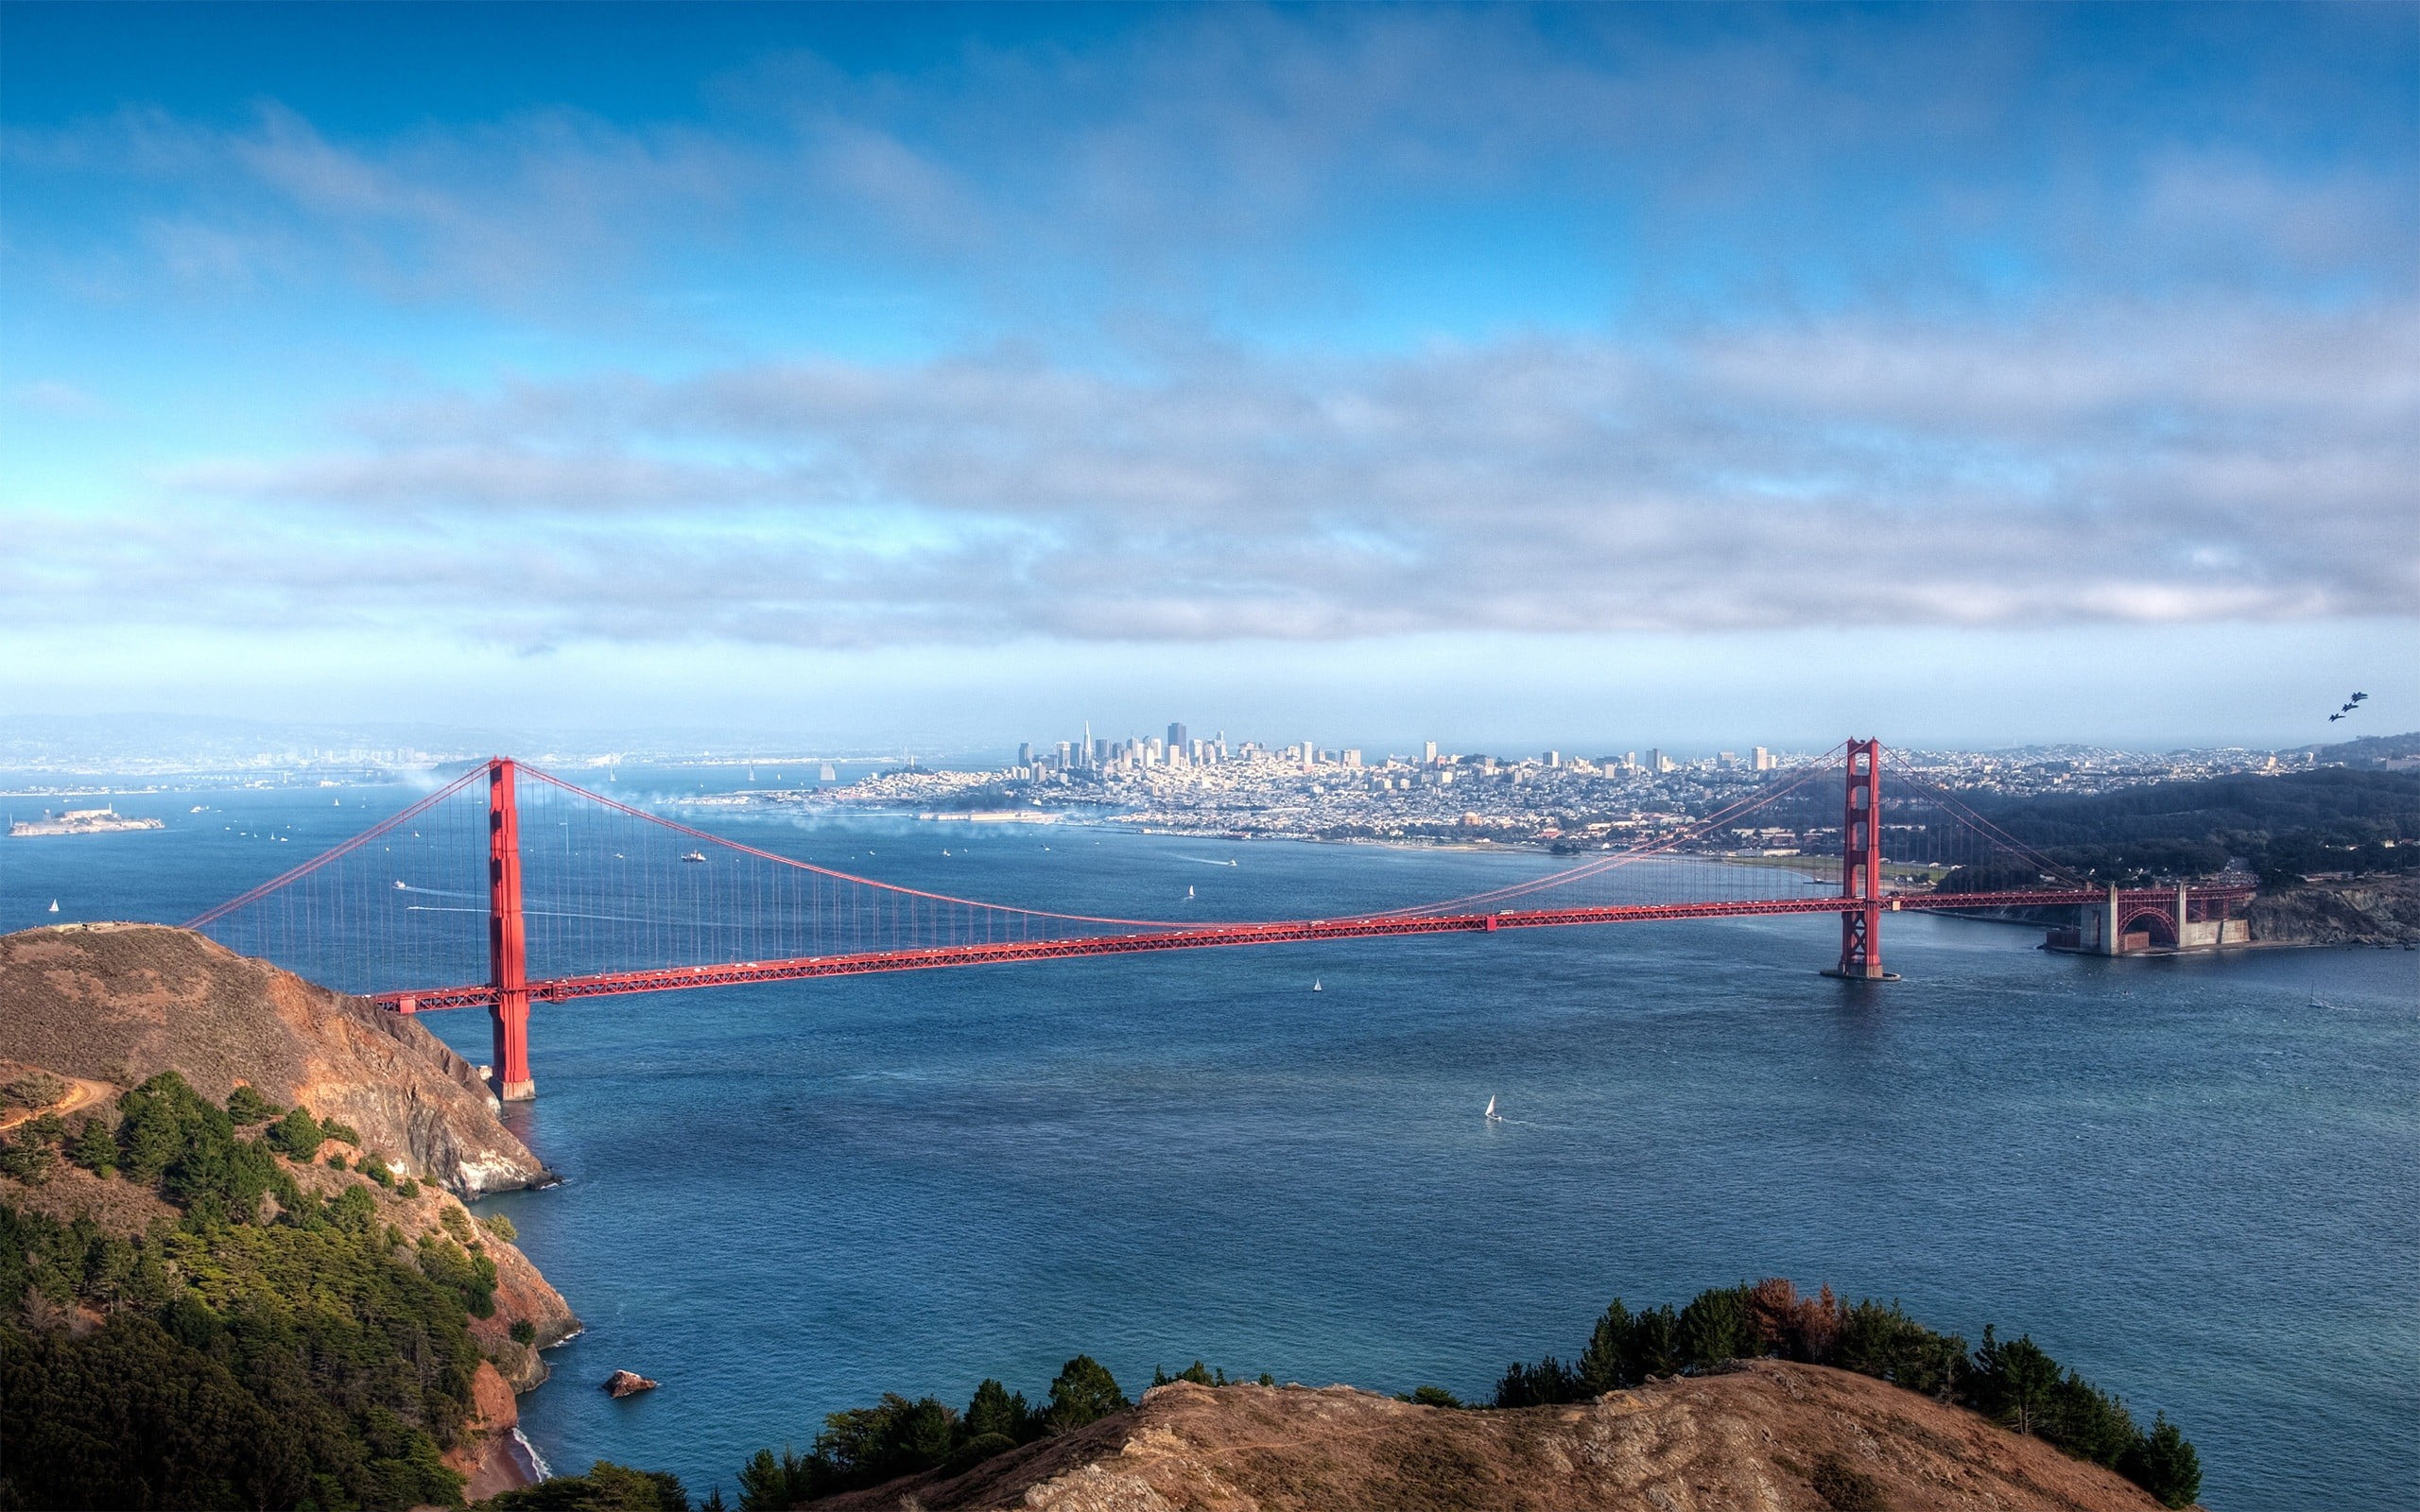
[2119,1414,2203,1509]
[68,1119,117,1177]
[964,1377,1032,1441]
[811,1393,959,1488]
[1045,1354,1129,1433]
[1971,1327,2062,1436]
[735,1448,815,1511]
[1493,1355,1582,1407]
[1580,1297,1637,1391]
[1401,1384,1462,1407]
[267,1105,324,1159]
[1677,1285,1760,1369]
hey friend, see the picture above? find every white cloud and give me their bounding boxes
[44,299,2399,648]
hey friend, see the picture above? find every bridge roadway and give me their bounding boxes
[378,885,2252,1013]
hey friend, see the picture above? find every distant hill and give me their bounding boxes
[1956,767,2420,887]
[2315,729,2420,765]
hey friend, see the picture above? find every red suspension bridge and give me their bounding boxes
[184,739,2252,1101]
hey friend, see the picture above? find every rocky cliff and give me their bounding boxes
[2246,874,2420,946]
[0,922,550,1195]
[811,1366,2182,1512]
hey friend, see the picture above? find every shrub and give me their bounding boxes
[475,1460,688,1511]
[326,1153,348,1171]
[1150,1359,1220,1387]
[482,1212,519,1243]
[0,1135,56,1186]
[3,1072,67,1110]
[396,1177,421,1198]
[441,1206,475,1243]
[1810,1452,1887,1511]
[511,1318,538,1346]
[1402,1384,1463,1407]
[225,1084,281,1125]
[359,1154,394,1188]
[266,1106,323,1160]
[319,1118,361,1146]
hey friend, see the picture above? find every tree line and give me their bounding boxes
[1481,1279,2199,1508]
[1,1071,509,1510]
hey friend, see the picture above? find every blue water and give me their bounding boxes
[5,774,2415,1510]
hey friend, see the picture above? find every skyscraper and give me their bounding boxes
[1167,722,1187,749]
[1422,741,1438,765]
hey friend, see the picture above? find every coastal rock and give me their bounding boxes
[0,923,553,1196]
[2247,874,2420,946]
[604,1368,661,1398]
[806,1364,2182,1512]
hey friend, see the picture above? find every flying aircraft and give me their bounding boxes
[2331,713,2347,721]
[2350,692,2369,702]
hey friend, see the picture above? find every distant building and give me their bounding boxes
[1422,741,1438,765]
[1544,750,1561,767]
[1717,750,1737,768]
[1017,742,1033,766]
[1168,722,1187,750]
[1650,748,1674,773]
[1342,748,1362,767]
[1754,747,1773,771]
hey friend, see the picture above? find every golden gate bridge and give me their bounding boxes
[183,740,2252,1101]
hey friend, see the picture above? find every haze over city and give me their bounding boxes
[6,4,2412,751]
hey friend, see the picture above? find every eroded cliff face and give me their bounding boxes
[2247,875,2420,945]
[0,923,550,1195]
[813,1366,2180,1512]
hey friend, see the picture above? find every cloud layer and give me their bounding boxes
[29,297,2383,647]
[5,6,2414,663]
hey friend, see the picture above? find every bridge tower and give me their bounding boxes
[1824,738,1895,981]
[487,758,536,1101]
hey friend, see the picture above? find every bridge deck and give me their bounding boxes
[378,886,2250,1012]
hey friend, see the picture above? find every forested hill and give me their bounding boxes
[1962,766,2420,886]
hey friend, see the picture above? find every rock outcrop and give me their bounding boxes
[604,1368,661,1398]
[2247,875,2420,946]
[810,1366,2181,1512]
[0,923,550,1195]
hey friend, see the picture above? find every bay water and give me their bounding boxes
[5,771,2415,1509]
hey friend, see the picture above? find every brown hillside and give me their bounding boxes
[812,1365,2176,1512]
[0,922,550,1195]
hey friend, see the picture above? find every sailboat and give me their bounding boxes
[1484,1095,1503,1123]
[1311,979,1322,992]
[681,850,707,864]
[47,900,60,913]
[1186,885,1195,899]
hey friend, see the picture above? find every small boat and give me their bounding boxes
[47,900,60,913]
[1186,885,1196,899]
[681,850,707,864]
[1312,979,1322,992]
[394,880,407,890]
[1484,1095,1503,1123]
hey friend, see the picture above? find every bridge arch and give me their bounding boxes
[2118,904,2177,947]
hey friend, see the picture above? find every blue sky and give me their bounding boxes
[3,3,2414,752]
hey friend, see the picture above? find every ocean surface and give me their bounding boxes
[4,768,2416,1510]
